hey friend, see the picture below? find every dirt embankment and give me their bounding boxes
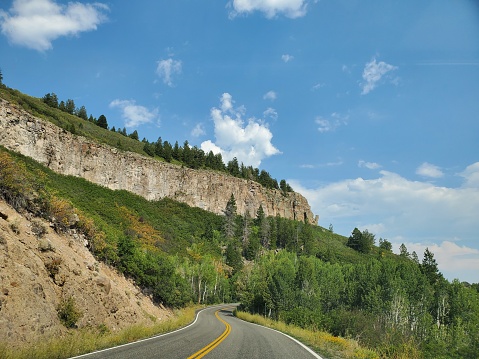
[0,199,171,347]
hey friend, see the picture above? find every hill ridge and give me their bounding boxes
[0,97,318,224]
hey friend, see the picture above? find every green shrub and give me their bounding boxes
[57,296,82,328]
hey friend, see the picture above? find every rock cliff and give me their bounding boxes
[0,99,318,224]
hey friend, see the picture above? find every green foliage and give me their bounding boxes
[57,297,82,328]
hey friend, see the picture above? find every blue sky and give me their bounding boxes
[1,0,478,283]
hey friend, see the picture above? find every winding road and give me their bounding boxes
[70,305,323,359]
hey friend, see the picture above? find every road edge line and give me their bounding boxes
[237,319,324,359]
[68,305,214,358]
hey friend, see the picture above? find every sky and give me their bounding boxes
[1,0,478,283]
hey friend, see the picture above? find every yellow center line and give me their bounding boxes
[187,309,232,359]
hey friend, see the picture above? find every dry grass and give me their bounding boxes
[0,306,198,359]
[235,311,379,359]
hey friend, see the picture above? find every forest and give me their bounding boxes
[1,85,479,358]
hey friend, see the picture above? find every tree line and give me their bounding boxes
[42,92,293,193]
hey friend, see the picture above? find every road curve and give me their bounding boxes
[70,305,323,359]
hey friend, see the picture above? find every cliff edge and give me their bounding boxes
[0,98,318,224]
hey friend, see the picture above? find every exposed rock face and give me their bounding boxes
[0,199,171,347]
[0,99,318,224]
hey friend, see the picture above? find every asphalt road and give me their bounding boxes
[71,305,323,359]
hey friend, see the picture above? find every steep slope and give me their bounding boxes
[0,198,171,347]
[0,98,317,224]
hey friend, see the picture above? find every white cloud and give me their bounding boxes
[109,99,159,128]
[290,164,479,282]
[416,162,444,178]
[263,90,277,101]
[458,162,479,188]
[358,160,381,170]
[263,107,278,121]
[315,112,348,133]
[403,241,479,284]
[0,0,108,51]
[361,57,398,95]
[200,93,281,167]
[282,54,294,62]
[191,123,206,137]
[156,58,182,87]
[229,0,310,19]
[312,83,324,90]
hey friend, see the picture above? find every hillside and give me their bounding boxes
[1,86,479,359]
[0,197,171,348]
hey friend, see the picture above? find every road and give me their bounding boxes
[71,305,323,359]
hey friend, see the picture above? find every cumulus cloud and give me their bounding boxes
[416,162,444,178]
[200,93,281,167]
[263,90,277,101]
[315,112,348,133]
[358,160,381,170]
[156,58,182,87]
[229,0,310,19]
[458,162,479,188]
[289,164,479,282]
[281,54,294,62]
[0,0,108,51]
[109,99,159,128]
[361,57,398,95]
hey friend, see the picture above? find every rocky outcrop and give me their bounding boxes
[0,199,171,347]
[0,99,318,224]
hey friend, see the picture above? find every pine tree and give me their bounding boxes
[223,194,237,239]
[97,115,108,129]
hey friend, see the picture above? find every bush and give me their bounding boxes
[57,296,82,328]
[31,219,47,238]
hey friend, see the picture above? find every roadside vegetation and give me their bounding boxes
[0,306,197,359]
[1,84,479,358]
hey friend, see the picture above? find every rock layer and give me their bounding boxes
[0,99,318,224]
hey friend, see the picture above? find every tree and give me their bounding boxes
[154,137,163,157]
[97,114,108,129]
[347,228,362,251]
[76,106,88,121]
[379,238,393,252]
[421,248,442,285]
[129,130,139,141]
[163,141,172,162]
[42,93,58,108]
[0,68,3,85]
[65,99,76,114]
[399,243,410,258]
[227,157,240,177]
[223,194,237,239]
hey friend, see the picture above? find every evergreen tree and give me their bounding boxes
[347,228,362,251]
[172,141,180,160]
[154,137,163,157]
[399,243,410,257]
[163,141,172,162]
[42,93,58,108]
[58,100,66,112]
[76,106,88,121]
[227,157,240,176]
[65,99,76,114]
[129,130,139,140]
[97,114,108,129]
[0,68,3,85]
[223,194,237,239]
[421,248,442,285]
